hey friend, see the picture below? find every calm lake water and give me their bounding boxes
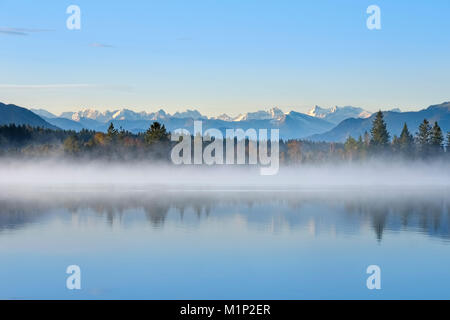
[0,187,449,299]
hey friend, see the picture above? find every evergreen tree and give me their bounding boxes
[370,111,390,150]
[107,122,118,137]
[398,123,414,155]
[430,121,444,153]
[105,122,119,147]
[144,121,169,144]
[416,119,431,156]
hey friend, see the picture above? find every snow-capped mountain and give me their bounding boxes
[60,109,115,122]
[60,108,170,122]
[212,114,234,121]
[18,101,450,141]
[309,102,450,142]
[307,105,372,124]
[171,109,206,120]
[111,109,148,121]
[25,105,337,139]
[152,109,168,120]
[234,107,285,121]
[58,107,287,123]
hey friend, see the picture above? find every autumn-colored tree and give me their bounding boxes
[63,136,81,155]
[344,136,359,161]
[287,140,302,164]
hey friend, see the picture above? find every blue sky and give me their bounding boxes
[0,0,449,116]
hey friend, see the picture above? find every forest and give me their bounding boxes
[0,111,449,164]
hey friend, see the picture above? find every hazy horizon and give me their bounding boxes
[3,99,449,122]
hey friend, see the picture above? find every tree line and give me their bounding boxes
[0,113,449,163]
[341,111,449,161]
[0,122,172,161]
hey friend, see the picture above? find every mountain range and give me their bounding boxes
[0,103,58,129]
[1,102,449,141]
[30,105,370,139]
[309,102,450,142]
[307,105,372,124]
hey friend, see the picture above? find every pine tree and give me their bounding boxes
[416,119,431,156]
[144,121,169,144]
[430,121,444,154]
[370,111,390,150]
[107,122,118,137]
[398,123,414,155]
[105,122,118,146]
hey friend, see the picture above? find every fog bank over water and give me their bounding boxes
[0,187,449,241]
[0,159,449,189]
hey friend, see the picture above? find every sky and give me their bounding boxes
[0,0,449,117]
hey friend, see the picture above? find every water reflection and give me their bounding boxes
[0,188,448,242]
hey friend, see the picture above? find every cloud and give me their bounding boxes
[0,84,94,89]
[89,43,114,48]
[0,84,133,91]
[0,27,52,36]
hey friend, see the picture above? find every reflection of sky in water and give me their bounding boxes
[0,189,449,299]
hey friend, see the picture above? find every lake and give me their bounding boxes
[0,187,449,299]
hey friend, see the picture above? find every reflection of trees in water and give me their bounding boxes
[0,199,51,231]
[0,190,448,241]
[372,210,388,242]
[342,193,449,241]
[144,203,170,227]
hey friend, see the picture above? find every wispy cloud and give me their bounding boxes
[0,84,94,89]
[89,43,115,48]
[0,84,133,91]
[0,27,52,36]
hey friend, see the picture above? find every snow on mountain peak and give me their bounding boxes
[269,107,285,119]
[172,109,205,120]
[307,105,330,118]
[57,105,373,125]
[233,107,285,121]
[307,105,372,124]
[213,114,234,121]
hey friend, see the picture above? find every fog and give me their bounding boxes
[0,185,449,241]
[0,159,449,190]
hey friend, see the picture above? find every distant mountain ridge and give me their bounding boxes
[3,102,449,141]
[0,103,59,129]
[307,105,372,124]
[30,106,336,139]
[309,102,450,142]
